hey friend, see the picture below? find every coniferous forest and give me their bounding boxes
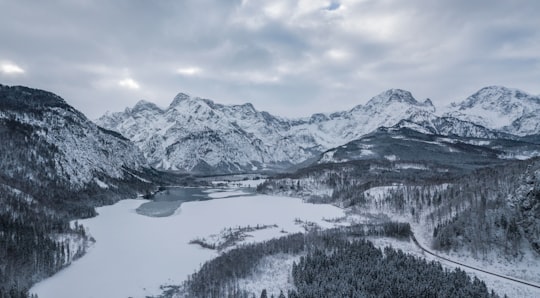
[0,178,158,298]
[258,157,540,258]
[179,224,498,298]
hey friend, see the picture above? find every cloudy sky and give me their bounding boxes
[1,0,539,118]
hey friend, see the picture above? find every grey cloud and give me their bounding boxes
[0,0,539,119]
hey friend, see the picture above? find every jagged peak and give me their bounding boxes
[423,98,434,107]
[241,102,256,111]
[365,89,419,107]
[309,113,330,123]
[132,99,162,113]
[168,92,219,110]
[168,92,192,108]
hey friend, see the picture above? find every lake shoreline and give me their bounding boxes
[30,188,344,298]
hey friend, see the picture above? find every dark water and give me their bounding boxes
[136,187,253,217]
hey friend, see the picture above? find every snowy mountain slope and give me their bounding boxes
[0,84,150,189]
[445,86,540,135]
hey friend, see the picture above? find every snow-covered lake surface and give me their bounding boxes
[30,189,344,298]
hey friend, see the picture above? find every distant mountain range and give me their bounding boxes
[97,85,540,174]
[3,82,538,178]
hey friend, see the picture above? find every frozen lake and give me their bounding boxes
[30,188,345,298]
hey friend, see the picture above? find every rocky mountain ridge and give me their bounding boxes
[97,86,540,173]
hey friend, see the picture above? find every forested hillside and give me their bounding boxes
[0,85,163,297]
[258,157,538,259]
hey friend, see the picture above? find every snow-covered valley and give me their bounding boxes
[28,182,540,298]
[29,187,345,298]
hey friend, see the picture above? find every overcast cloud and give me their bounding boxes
[1,0,539,118]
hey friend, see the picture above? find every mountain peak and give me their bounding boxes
[477,85,516,93]
[241,102,255,110]
[423,98,434,107]
[367,89,418,106]
[444,86,540,132]
[168,92,218,110]
[458,86,538,110]
[132,100,162,113]
[169,92,192,108]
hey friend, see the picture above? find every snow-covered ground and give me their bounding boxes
[237,253,300,297]
[30,192,344,298]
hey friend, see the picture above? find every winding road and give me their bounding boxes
[410,233,540,289]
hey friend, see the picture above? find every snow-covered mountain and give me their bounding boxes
[288,89,437,149]
[97,89,448,173]
[0,84,151,190]
[97,93,314,173]
[97,86,540,173]
[290,89,505,147]
[445,86,540,136]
